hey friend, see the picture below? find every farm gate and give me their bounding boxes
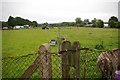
[2,41,101,79]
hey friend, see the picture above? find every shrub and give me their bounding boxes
[95,41,105,50]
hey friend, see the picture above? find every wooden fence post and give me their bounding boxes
[61,41,80,79]
[72,41,80,78]
[61,41,71,78]
[20,43,52,79]
[20,56,41,79]
[38,43,52,79]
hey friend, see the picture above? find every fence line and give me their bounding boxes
[20,41,90,79]
[2,41,104,79]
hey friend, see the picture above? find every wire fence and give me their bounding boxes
[2,53,38,78]
[2,42,102,79]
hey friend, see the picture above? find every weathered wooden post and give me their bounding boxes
[61,41,80,79]
[38,43,52,79]
[61,41,71,78]
[20,43,52,79]
[20,55,41,79]
[72,41,80,78]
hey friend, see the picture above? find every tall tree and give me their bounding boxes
[109,16,118,22]
[108,16,118,28]
[91,18,97,27]
[32,21,38,27]
[109,20,116,28]
[75,17,82,24]
[8,16,16,29]
[96,19,104,28]
[84,19,89,26]
[75,17,83,27]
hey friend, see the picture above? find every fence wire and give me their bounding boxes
[2,49,102,79]
[2,53,38,79]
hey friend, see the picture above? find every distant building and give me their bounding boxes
[104,23,109,28]
[14,26,24,29]
[2,27,8,30]
[24,25,30,29]
[118,1,120,21]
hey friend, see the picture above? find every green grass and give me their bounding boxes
[2,27,119,78]
[2,27,119,57]
[2,28,58,57]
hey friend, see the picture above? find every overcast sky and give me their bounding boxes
[1,0,120,23]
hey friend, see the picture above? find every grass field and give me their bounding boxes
[2,27,119,78]
[2,27,119,57]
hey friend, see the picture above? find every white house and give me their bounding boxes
[14,26,24,29]
[104,23,109,28]
[2,27,8,30]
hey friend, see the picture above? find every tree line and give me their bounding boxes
[46,16,120,28]
[1,16,120,29]
[2,16,38,29]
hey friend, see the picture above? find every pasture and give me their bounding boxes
[2,27,119,57]
[2,27,119,78]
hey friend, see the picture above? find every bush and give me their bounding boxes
[95,41,105,50]
[96,20,104,28]
[95,44,104,50]
[108,20,116,28]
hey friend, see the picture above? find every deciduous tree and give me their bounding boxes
[108,16,118,28]
[8,16,16,29]
[96,19,104,28]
